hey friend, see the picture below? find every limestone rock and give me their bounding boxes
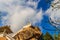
[0,37,7,40]
[0,26,13,34]
[13,24,42,40]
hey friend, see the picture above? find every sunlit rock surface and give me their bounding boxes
[0,24,42,40]
[13,24,42,40]
[0,26,13,34]
[0,37,7,40]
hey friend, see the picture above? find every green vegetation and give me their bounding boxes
[43,32,53,40]
[42,32,60,40]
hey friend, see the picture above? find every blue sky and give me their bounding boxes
[35,0,59,35]
[0,0,58,34]
[36,0,57,34]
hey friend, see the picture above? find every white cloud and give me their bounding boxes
[46,0,60,28]
[46,0,60,20]
[0,0,43,33]
[53,0,59,3]
[26,0,40,9]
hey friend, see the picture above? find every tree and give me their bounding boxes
[43,32,54,40]
[57,33,60,40]
[54,33,58,40]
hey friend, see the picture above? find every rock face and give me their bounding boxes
[0,24,42,40]
[0,26,13,34]
[0,37,7,40]
[13,24,42,40]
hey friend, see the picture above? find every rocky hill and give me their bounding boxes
[13,24,42,40]
[0,26,13,34]
[0,24,42,40]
